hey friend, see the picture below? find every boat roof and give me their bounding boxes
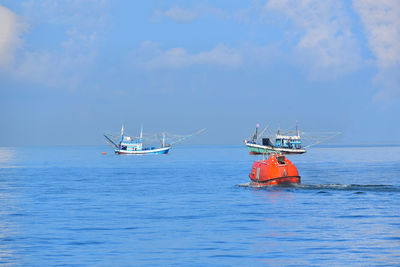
[275,134,301,140]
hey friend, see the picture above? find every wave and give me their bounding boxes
[237,183,400,192]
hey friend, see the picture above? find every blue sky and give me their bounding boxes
[0,0,399,146]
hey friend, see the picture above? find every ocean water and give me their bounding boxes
[0,145,400,266]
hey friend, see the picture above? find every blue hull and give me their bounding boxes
[115,146,170,155]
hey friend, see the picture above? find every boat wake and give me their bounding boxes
[294,184,400,192]
[237,183,400,192]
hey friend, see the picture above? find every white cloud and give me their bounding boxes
[266,0,361,78]
[13,49,95,90]
[353,0,400,68]
[0,5,26,68]
[133,42,242,69]
[153,6,198,23]
[353,0,400,103]
[4,0,109,90]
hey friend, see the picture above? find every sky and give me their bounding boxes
[0,0,400,146]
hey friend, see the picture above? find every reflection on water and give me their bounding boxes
[0,191,18,264]
[249,186,295,203]
[0,148,17,168]
[0,148,20,264]
[0,227,18,265]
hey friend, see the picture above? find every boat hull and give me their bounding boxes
[250,176,300,186]
[249,154,300,186]
[245,142,306,155]
[115,146,170,155]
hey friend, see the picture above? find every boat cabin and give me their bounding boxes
[275,134,302,149]
[119,136,143,151]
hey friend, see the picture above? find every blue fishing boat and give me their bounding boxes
[104,125,205,155]
[104,125,169,154]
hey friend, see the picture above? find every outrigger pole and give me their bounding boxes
[249,124,268,143]
[169,128,206,145]
[303,132,342,149]
[104,134,118,148]
[255,125,269,142]
[251,124,259,142]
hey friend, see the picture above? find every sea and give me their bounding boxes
[0,145,399,266]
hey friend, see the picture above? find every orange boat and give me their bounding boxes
[249,154,300,186]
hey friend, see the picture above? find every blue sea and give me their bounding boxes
[1,145,400,266]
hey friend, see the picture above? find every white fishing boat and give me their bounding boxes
[245,122,340,155]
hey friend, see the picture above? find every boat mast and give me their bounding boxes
[255,125,268,142]
[296,121,299,137]
[162,132,166,147]
[140,124,143,142]
[120,124,125,143]
[251,124,259,142]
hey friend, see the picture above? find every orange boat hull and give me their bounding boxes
[250,175,300,186]
[249,154,300,186]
